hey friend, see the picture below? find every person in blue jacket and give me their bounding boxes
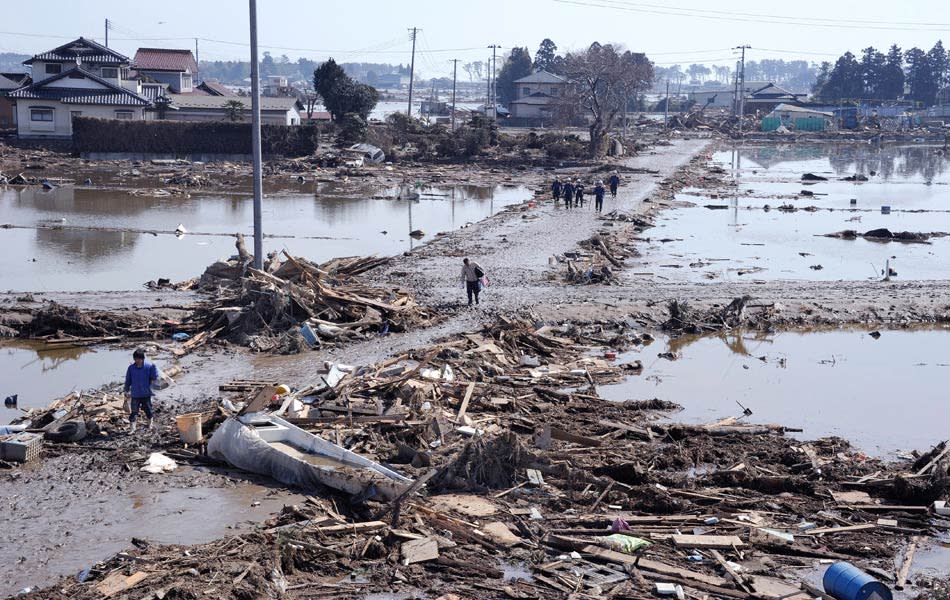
[124,347,159,432]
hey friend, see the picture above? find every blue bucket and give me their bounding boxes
[823,562,892,600]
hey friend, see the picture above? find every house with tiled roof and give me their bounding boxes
[508,70,570,120]
[11,37,150,138]
[133,48,198,93]
[0,73,30,129]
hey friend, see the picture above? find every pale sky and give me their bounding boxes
[3,0,950,77]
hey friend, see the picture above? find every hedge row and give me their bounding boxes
[72,117,319,156]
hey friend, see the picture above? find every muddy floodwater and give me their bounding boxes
[0,342,129,425]
[0,183,531,292]
[634,143,950,281]
[0,481,304,597]
[600,327,950,457]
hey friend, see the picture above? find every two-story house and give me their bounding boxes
[9,37,150,138]
[508,70,569,120]
[132,48,198,94]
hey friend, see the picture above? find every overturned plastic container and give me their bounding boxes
[175,413,203,444]
[823,561,892,600]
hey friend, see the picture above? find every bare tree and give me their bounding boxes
[559,43,654,157]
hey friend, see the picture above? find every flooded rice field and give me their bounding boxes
[600,327,950,457]
[0,183,530,292]
[633,143,950,282]
[0,342,129,425]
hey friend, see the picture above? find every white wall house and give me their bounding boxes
[508,70,570,119]
[161,95,303,125]
[133,48,198,93]
[10,37,150,138]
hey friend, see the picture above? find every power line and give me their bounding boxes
[550,0,950,32]
[567,0,950,28]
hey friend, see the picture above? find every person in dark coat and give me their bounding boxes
[608,172,620,198]
[594,181,606,212]
[574,182,585,208]
[551,178,562,203]
[562,179,575,209]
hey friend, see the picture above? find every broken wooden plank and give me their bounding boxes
[455,382,475,423]
[672,534,745,549]
[401,537,439,565]
[831,490,872,505]
[895,537,919,590]
[847,504,929,513]
[806,523,876,536]
[550,425,602,447]
[915,442,950,476]
[96,571,148,598]
[582,545,728,587]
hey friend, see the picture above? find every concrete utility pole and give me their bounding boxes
[249,0,264,269]
[732,61,740,116]
[450,58,458,131]
[664,79,670,130]
[104,19,110,47]
[195,38,199,68]
[407,28,418,117]
[485,56,491,108]
[735,45,751,135]
[488,44,501,118]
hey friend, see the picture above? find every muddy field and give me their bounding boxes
[2,134,950,599]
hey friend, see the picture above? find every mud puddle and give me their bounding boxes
[599,327,950,456]
[0,183,531,292]
[0,341,129,425]
[633,143,950,282]
[0,480,304,597]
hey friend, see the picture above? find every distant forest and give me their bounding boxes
[197,52,410,86]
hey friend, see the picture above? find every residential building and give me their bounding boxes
[508,70,569,120]
[133,48,198,93]
[9,37,150,138]
[374,73,411,89]
[196,79,235,96]
[161,94,302,125]
[0,73,30,128]
[762,103,833,131]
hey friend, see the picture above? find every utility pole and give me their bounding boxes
[734,45,751,135]
[195,38,199,67]
[488,44,501,118]
[450,59,458,131]
[485,56,491,108]
[732,61,740,116]
[664,79,670,131]
[407,28,418,117]
[249,0,263,269]
[104,19,110,47]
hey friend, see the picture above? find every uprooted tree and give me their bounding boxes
[558,43,654,157]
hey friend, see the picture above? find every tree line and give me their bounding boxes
[813,41,948,105]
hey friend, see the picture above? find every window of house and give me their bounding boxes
[181,74,193,89]
[30,108,54,122]
[101,67,119,79]
[45,64,62,75]
[114,110,134,120]
[522,87,530,97]
[120,67,130,80]
[550,87,559,96]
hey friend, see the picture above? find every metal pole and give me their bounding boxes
[249,0,263,269]
[451,59,458,131]
[104,19,109,47]
[407,28,417,117]
[735,45,750,136]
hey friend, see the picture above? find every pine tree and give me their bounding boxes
[496,47,533,106]
[879,45,905,101]
[533,39,559,72]
[905,47,936,106]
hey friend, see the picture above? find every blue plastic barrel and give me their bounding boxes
[823,562,893,600]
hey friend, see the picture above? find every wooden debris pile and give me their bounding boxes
[190,243,431,353]
[18,312,950,599]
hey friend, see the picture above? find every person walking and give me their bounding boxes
[460,257,485,306]
[594,180,606,213]
[551,178,562,204]
[124,347,159,432]
[562,179,575,209]
[574,181,585,208]
[608,172,620,198]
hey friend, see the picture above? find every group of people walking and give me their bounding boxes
[551,172,620,213]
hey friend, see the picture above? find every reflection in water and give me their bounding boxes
[0,183,531,291]
[724,143,950,182]
[0,342,128,423]
[35,225,139,263]
[601,328,950,456]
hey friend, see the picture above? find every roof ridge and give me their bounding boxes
[11,66,149,104]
